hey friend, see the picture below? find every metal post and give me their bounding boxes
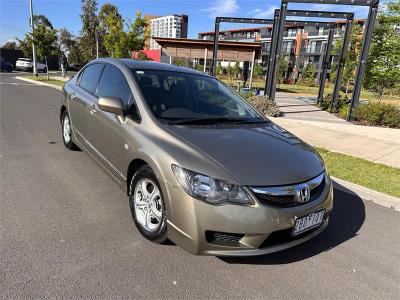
[265,10,279,97]
[29,0,38,77]
[348,3,378,120]
[331,19,353,110]
[317,25,335,104]
[211,19,220,77]
[96,31,99,59]
[203,47,208,73]
[249,50,256,89]
[269,1,288,101]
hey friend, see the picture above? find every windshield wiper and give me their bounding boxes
[168,117,267,125]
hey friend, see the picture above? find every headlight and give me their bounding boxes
[171,164,254,205]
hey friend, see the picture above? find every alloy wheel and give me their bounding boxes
[133,178,163,231]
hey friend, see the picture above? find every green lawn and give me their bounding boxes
[22,75,65,88]
[317,148,400,198]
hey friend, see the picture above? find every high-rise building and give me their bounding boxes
[150,14,188,49]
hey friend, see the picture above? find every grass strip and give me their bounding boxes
[22,75,65,88]
[317,147,400,198]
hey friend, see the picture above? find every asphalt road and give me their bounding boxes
[1,72,399,299]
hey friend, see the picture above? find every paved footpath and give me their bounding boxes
[273,93,400,168]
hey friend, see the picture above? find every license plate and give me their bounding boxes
[292,209,325,236]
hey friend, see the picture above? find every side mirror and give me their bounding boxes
[97,97,124,116]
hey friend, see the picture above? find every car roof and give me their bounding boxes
[94,58,210,77]
[17,58,31,61]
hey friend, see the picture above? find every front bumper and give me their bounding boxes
[164,178,333,256]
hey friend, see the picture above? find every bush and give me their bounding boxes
[246,95,281,117]
[354,102,400,128]
[318,93,349,112]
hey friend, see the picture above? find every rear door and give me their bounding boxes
[68,63,103,142]
[84,63,137,183]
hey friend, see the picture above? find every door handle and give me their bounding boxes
[90,104,97,115]
[70,92,76,100]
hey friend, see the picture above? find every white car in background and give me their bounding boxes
[16,58,47,72]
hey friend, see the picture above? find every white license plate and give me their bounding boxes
[292,209,325,236]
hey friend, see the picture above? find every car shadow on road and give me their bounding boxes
[219,183,365,265]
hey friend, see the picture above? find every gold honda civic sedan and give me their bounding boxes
[60,58,333,256]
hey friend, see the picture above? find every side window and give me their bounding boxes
[96,64,133,105]
[78,63,103,94]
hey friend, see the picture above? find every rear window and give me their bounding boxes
[18,58,31,62]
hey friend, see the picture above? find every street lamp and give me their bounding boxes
[29,0,38,77]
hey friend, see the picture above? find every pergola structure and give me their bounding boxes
[270,0,380,120]
[211,13,354,105]
[265,9,354,106]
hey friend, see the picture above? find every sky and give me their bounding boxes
[0,0,375,45]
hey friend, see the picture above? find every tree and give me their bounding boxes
[253,63,264,78]
[331,22,363,96]
[364,0,400,98]
[216,61,223,76]
[232,62,240,78]
[172,57,186,66]
[135,51,152,61]
[99,4,147,58]
[278,58,288,86]
[80,0,99,62]
[299,63,317,86]
[32,15,53,29]
[24,21,57,79]
[2,41,18,49]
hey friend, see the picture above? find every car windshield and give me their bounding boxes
[132,69,266,124]
[18,58,31,62]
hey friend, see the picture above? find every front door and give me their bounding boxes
[84,63,136,184]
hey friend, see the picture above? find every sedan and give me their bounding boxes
[60,58,333,256]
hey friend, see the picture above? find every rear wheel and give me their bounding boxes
[129,165,167,243]
[62,110,79,150]
[7,66,12,73]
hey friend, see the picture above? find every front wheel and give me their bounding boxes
[129,165,167,243]
[62,110,79,150]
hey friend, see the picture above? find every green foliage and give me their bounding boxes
[278,58,287,84]
[318,93,349,112]
[2,41,18,49]
[79,0,99,62]
[364,0,400,98]
[354,102,400,128]
[172,57,186,67]
[99,5,147,58]
[195,64,204,72]
[253,63,263,78]
[24,23,57,61]
[216,61,223,75]
[298,63,317,86]
[331,22,363,89]
[32,15,53,29]
[135,51,152,61]
[232,62,240,78]
[246,95,281,117]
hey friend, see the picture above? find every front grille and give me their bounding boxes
[253,176,326,208]
[206,231,244,246]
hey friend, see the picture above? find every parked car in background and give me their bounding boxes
[0,58,13,72]
[60,58,333,256]
[68,63,83,71]
[16,58,47,72]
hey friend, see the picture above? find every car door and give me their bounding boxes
[68,63,103,143]
[84,63,138,183]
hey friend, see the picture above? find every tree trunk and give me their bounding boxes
[46,57,49,81]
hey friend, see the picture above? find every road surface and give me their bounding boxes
[1,73,399,299]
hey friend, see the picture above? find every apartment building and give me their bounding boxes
[149,14,189,50]
[198,20,364,82]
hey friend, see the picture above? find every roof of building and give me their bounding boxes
[198,19,365,35]
[153,37,262,49]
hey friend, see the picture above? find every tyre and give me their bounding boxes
[61,110,79,150]
[7,66,12,73]
[129,165,167,243]
[42,67,47,73]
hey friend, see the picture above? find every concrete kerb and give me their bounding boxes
[15,76,63,91]
[332,177,400,212]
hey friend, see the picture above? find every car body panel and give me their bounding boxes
[60,58,334,256]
